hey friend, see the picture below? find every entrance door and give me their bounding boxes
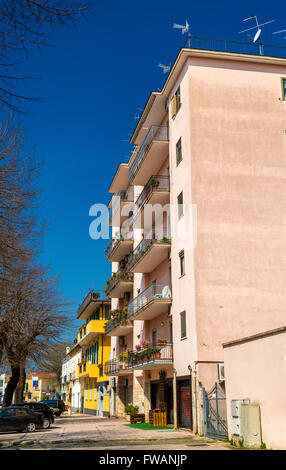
[98,384,105,416]
[202,382,228,441]
[178,379,192,428]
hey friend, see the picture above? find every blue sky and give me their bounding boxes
[18,0,285,336]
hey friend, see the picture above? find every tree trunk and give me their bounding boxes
[14,362,26,404]
[2,365,20,406]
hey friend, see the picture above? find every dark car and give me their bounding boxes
[10,402,54,429]
[0,407,44,433]
[40,399,65,417]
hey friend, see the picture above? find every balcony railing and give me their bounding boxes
[104,358,133,376]
[104,270,134,297]
[104,309,132,335]
[109,188,134,223]
[128,125,169,184]
[128,284,172,319]
[129,343,173,369]
[126,231,170,272]
[105,230,133,260]
[77,290,106,318]
[133,175,170,221]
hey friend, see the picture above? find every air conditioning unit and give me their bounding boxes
[218,363,225,381]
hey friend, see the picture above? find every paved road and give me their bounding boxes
[0,414,232,451]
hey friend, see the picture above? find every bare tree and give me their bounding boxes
[38,342,71,387]
[2,260,72,406]
[0,0,94,112]
[0,118,43,368]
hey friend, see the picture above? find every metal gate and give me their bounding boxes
[202,382,228,441]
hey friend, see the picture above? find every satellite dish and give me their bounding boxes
[253,28,261,42]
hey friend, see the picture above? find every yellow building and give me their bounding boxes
[77,290,111,416]
[23,372,60,402]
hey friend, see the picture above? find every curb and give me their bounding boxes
[0,435,217,449]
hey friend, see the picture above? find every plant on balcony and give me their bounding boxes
[151,178,160,188]
[158,338,167,346]
[160,236,170,243]
[135,344,142,351]
[141,340,150,349]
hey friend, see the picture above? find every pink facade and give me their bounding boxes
[104,48,286,434]
[223,327,286,449]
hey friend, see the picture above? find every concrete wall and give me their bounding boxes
[223,327,286,450]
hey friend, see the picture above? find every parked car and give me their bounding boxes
[0,407,44,433]
[10,402,54,429]
[40,399,65,417]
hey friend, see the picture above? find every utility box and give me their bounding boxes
[231,399,243,436]
[240,402,262,448]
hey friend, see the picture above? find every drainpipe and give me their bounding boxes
[173,367,177,429]
[188,365,193,432]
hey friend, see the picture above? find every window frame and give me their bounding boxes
[281,78,286,100]
[180,310,187,340]
[176,137,182,166]
[179,250,185,277]
[177,191,184,220]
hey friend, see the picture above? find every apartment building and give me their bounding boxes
[23,372,60,402]
[61,342,82,411]
[0,373,10,404]
[77,290,111,416]
[104,46,286,432]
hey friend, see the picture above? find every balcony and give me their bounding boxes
[77,290,110,320]
[128,284,172,321]
[109,188,134,227]
[78,319,106,346]
[132,175,170,224]
[105,230,133,263]
[129,343,173,370]
[104,357,133,376]
[105,271,134,299]
[126,234,171,273]
[104,309,133,336]
[128,125,169,186]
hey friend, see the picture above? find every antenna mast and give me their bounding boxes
[238,15,275,55]
[172,20,191,47]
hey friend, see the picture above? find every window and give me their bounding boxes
[282,78,286,100]
[177,192,184,219]
[171,86,181,118]
[180,311,187,339]
[176,138,182,166]
[179,250,185,277]
[90,380,93,400]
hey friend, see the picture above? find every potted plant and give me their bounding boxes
[151,178,160,188]
[158,338,167,346]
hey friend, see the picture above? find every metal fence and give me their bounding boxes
[126,229,170,271]
[128,125,169,184]
[133,175,170,220]
[77,290,106,317]
[184,35,286,59]
[128,284,172,318]
[104,309,132,335]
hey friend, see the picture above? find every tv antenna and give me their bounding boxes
[157,62,171,74]
[272,28,286,39]
[173,20,191,47]
[238,15,275,55]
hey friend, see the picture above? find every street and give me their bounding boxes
[0,414,232,450]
